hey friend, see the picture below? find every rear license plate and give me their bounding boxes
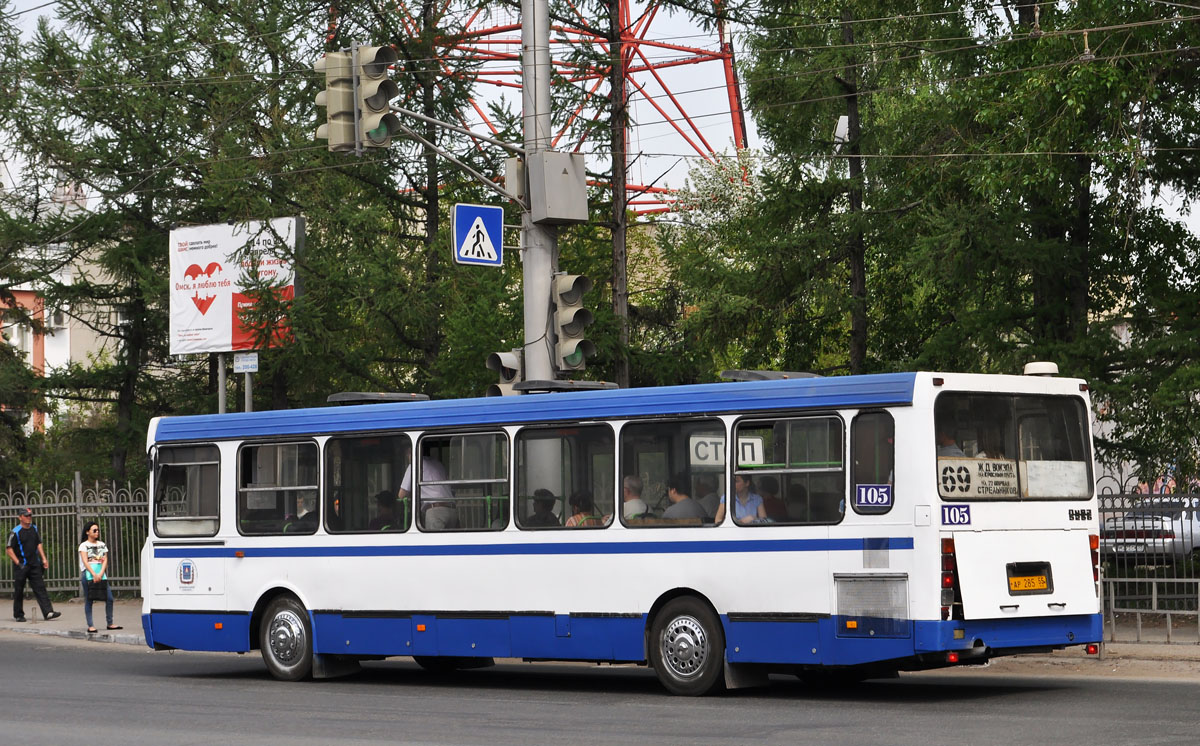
[1006,562,1054,595]
[1008,575,1048,592]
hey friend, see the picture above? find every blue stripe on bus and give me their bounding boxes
[152,373,917,442]
[152,536,915,559]
[144,609,1102,666]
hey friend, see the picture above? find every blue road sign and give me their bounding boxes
[453,203,504,267]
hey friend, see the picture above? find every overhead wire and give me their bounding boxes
[3,4,1192,205]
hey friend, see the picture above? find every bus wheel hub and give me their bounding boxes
[269,610,305,664]
[663,615,708,677]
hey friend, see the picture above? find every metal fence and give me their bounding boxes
[0,475,148,597]
[1100,492,1200,643]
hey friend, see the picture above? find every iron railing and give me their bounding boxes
[1,475,148,596]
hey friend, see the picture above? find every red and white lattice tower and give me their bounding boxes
[374,0,748,214]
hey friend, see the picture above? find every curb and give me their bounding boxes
[3,624,144,647]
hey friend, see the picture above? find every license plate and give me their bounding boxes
[1008,575,1048,592]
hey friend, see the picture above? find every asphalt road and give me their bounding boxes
[6,632,1197,746]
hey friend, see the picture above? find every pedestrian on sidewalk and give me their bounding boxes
[78,521,120,634]
[6,507,61,622]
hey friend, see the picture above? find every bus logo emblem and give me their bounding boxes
[178,559,196,586]
[941,504,971,525]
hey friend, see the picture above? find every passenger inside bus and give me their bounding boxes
[621,475,653,520]
[284,494,318,532]
[565,489,604,527]
[695,473,720,519]
[936,426,966,457]
[661,473,707,522]
[399,451,459,531]
[784,481,809,521]
[525,489,561,527]
[758,475,788,521]
[976,426,1006,459]
[368,491,398,531]
[713,474,768,525]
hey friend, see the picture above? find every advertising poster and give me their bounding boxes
[169,218,301,355]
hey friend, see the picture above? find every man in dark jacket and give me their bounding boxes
[6,507,61,622]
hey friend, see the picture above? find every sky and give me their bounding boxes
[2,0,1196,235]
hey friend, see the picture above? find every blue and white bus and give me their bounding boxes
[140,365,1102,695]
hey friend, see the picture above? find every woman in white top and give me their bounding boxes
[78,522,120,633]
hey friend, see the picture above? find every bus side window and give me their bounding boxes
[154,444,220,538]
[515,425,615,530]
[619,418,723,527]
[851,411,895,516]
[418,432,509,532]
[325,433,410,533]
[237,442,320,536]
[733,416,845,526]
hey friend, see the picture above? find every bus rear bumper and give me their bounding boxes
[914,613,1103,655]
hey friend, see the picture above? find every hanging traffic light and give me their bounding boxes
[314,51,355,152]
[355,45,401,147]
[486,349,524,396]
[553,274,595,372]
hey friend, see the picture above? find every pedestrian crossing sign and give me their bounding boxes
[452,203,504,267]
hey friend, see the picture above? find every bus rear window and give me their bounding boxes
[935,393,1091,500]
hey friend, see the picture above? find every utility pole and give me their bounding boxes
[609,0,630,389]
[520,0,557,383]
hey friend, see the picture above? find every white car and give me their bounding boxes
[1101,498,1200,564]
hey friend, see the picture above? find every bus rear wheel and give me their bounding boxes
[649,597,725,696]
[260,596,312,681]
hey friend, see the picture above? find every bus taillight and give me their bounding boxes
[941,537,962,621]
[1089,534,1100,583]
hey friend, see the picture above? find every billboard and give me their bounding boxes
[169,218,302,356]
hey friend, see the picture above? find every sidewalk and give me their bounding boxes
[1,600,1198,673]
[0,596,144,646]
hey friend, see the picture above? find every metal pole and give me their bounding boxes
[218,353,227,414]
[521,0,558,383]
[244,372,253,412]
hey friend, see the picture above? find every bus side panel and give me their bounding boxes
[509,614,638,660]
[312,613,413,656]
[148,611,252,652]
[723,618,822,665]
[437,616,512,657]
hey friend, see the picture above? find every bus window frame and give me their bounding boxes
[153,443,222,538]
[732,412,846,527]
[617,416,724,528]
[514,422,616,531]
[415,429,511,533]
[323,430,413,534]
[235,438,321,537]
[850,410,895,516]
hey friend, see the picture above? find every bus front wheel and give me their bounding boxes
[260,596,313,681]
[649,597,726,696]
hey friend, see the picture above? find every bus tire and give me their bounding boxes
[260,596,313,681]
[649,597,725,696]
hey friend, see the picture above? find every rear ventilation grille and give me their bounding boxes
[835,574,911,639]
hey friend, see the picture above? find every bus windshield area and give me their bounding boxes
[934,393,1092,500]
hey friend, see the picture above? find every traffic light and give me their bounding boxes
[486,349,523,396]
[553,274,595,372]
[355,45,401,147]
[314,51,355,152]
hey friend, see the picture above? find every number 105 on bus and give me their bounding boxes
[854,484,892,508]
